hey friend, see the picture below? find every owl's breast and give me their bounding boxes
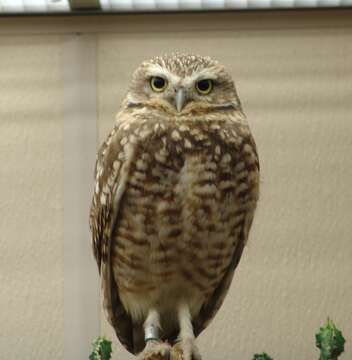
[111,118,259,321]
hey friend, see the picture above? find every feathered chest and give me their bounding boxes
[114,115,258,223]
[107,116,259,318]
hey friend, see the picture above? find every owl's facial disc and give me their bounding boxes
[147,72,190,112]
[128,58,240,113]
[147,72,215,113]
[174,80,213,112]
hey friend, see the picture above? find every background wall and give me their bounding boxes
[0,35,65,358]
[0,10,351,360]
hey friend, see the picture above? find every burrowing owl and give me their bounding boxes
[90,54,259,360]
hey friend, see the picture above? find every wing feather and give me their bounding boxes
[89,124,136,353]
[193,132,260,337]
[193,218,247,337]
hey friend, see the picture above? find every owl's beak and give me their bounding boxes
[175,88,186,113]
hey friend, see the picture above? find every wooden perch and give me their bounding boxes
[140,342,185,360]
[169,344,184,360]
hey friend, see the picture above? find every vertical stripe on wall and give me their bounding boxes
[63,34,100,359]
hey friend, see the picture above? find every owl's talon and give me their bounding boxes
[138,340,171,360]
[173,338,202,360]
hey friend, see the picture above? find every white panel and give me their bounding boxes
[24,0,47,12]
[156,0,180,10]
[271,0,295,7]
[295,0,318,6]
[0,0,351,13]
[0,0,69,12]
[179,0,202,9]
[101,0,352,11]
[202,0,225,9]
[225,0,249,8]
[1,0,24,12]
[133,0,156,10]
[100,0,111,10]
[47,0,70,11]
[248,0,272,8]
[318,0,340,5]
[110,0,133,10]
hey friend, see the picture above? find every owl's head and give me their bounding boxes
[126,54,241,114]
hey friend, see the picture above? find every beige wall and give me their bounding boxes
[0,35,65,358]
[1,10,352,360]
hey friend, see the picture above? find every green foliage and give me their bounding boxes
[252,353,273,360]
[89,336,112,360]
[89,318,347,360]
[316,318,345,360]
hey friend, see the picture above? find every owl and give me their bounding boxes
[90,54,259,360]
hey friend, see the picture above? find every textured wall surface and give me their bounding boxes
[97,14,352,360]
[0,36,65,359]
[1,10,351,360]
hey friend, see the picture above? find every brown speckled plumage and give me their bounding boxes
[89,54,259,358]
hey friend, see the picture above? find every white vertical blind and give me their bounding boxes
[48,0,70,11]
[63,34,100,360]
[24,0,47,12]
[0,0,70,12]
[101,0,352,11]
[0,0,351,14]
[1,0,25,12]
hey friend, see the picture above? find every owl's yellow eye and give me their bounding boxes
[150,77,167,92]
[195,79,213,95]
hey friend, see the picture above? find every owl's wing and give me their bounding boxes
[89,124,136,354]
[192,219,247,337]
[192,134,260,337]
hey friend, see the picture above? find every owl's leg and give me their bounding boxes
[137,309,171,360]
[176,304,202,360]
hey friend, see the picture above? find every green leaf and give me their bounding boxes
[252,353,273,360]
[315,318,345,360]
[89,336,113,360]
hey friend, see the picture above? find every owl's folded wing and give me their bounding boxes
[192,219,247,337]
[89,124,136,353]
[193,132,260,337]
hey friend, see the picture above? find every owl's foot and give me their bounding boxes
[137,340,171,360]
[172,338,202,360]
[175,304,202,360]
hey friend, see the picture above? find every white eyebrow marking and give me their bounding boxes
[183,68,220,87]
[145,64,180,84]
